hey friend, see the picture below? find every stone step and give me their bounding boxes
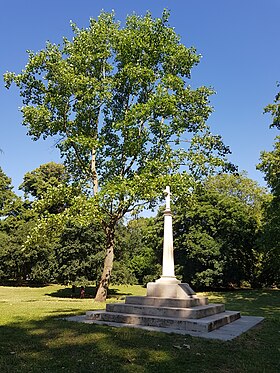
[125,296,208,308]
[86,310,240,333]
[106,303,225,319]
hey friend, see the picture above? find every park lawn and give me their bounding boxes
[0,285,279,373]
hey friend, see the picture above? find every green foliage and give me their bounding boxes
[263,82,280,129]
[109,260,138,286]
[54,223,106,285]
[113,218,161,285]
[0,165,275,289]
[0,216,56,283]
[173,174,268,288]
[0,168,36,282]
[257,87,280,286]
[0,167,22,217]
[4,10,234,224]
[258,197,280,287]
[0,164,70,284]
[19,162,70,199]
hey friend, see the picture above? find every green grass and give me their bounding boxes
[0,285,279,372]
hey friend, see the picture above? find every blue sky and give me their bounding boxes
[1,0,279,193]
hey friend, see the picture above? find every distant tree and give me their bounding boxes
[5,10,234,300]
[263,82,280,129]
[20,162,70,199]
[0,168,22,281]
[0,218,56,284]
[0,167,21,218]
[19,162,73,215]
[111,218,161,285]
[0,163,73,283]
[54,222,105,285]
[173,174,268,288]
[0,168,34,282]
[257,86,280,286]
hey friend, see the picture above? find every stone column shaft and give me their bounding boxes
[162,210,175,277]
[156,186,179,284]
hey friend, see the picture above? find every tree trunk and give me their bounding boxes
[95,224,115,302]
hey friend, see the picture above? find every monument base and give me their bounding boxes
[85,289,242,335]
[85,279,243,336]
[147,281,196,299]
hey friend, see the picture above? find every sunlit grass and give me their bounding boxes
[0,285,279,372]
[0,284,147,326]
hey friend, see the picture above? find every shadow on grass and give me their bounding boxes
[47,309,87,315]
[0,317,198,373]
[46,286,132,300]
[0,280,48,288]
[0,309,279,373]
[207,289,280,318]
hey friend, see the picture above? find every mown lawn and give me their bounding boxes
[0,285,279,372]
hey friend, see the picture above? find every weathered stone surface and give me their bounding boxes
[85,275,241,334]
[147,282,196,298]
[66,314,264,341]
[106,303,225,319]
[125,296,208,308]
[86,309,241,333]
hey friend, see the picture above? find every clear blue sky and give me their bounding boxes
[1,0,279,193]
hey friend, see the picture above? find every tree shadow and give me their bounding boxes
[207,289,280,317]
[46,286,96,299]
[0,310,279,373]
[46,286,132,300]
[0,280,48,288]
[107,288,133,298]
[0,317,191,373]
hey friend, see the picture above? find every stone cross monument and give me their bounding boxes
[86,185,246,336]
[147,186,195,298]
[157,186,179,283]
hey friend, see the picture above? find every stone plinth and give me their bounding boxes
[86,299,241,333]
[86,290,241,334]
[125,295,208,308]
[147,282,196,298]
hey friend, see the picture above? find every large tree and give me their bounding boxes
[4,10,234,301]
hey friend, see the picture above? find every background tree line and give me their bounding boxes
[0,162,278,289]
